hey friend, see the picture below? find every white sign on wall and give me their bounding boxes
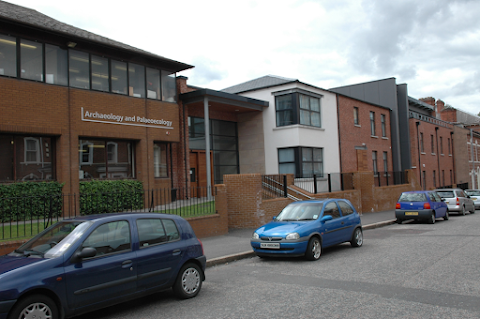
[81,107,174,129]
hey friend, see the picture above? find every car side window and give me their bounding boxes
[427,192,436,202]
[163,219,180,241]
[338,201,354,216]
[82,220,131,257]
[323,202,341,219]
[433,192,442,202]
[458,190,466,197]
[137,218,167,248]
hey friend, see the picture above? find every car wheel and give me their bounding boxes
[470,206,475,214]
[350,228,363,247]
[305,237,322,261]
[173,263,203,299]
[461,206,466,216]
[428,212,435,224]
[396,219,402,224]
[8,294,58,319]
[444,209,449,221]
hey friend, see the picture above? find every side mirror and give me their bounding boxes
[320,215,333,223]
[72,247,97,262]
[272,216,277,221]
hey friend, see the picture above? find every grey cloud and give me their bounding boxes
[188,56,226,86]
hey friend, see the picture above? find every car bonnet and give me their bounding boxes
[256,221,311,236]
[0,254,45,276]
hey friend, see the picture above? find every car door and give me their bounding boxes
[64,220,137,312]
[321,201,347,247]
[337,200,357,240]
[135,218,184,292]
[457,189,474,212]
[430,192,446,217]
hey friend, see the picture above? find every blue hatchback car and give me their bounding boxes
[250,199,363,261]
[395,190,449,224]
[0,213,206,319]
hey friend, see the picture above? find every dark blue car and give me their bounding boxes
[0,213,206,319]
[251,199,363,261]
[395,190,449,224]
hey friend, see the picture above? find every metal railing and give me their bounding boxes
[0,186,216,241]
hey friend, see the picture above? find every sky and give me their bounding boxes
[5,0,480,115]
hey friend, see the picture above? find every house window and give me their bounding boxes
[370,112,375,136]
[420,133,424,153]
[111,60,128,95]
[278,147,323,178]
[433,170,436,188]
[450,170,453,184]
[69,50,90,89]
[161,70,176,102]
[20,39,43,82]
[353,107,359,125]
[448,138,451,155]
[153,142,169,178]
[431,135,435,154]
[275,91,322,128]
[91,55,109,92]
[45,44,67,86]
[383,151,388,173]
[372,151,378,173]
[442,170,445,186]
[79,139,134,180]
[440,137,443,155]
[128,63,145,98]
[0,34,17,77]
[0,135,55,182]
[381,114,386,137]
[422,171,426,190]
[146,68,161,100]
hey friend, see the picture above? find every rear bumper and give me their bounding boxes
[0,299,16,319]
[395,209,433,221]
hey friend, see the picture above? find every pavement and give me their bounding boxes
[202,210,396,267]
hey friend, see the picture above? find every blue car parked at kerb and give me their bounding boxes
[251,199,363,261]
[395,190,449,224]
[0,213,206,319]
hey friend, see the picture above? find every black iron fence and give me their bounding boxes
[374,171,408,187]
[0,187,216,241]
[293,173,355,194]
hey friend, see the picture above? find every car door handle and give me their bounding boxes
[172,249,181,256]
[122,260,133,268]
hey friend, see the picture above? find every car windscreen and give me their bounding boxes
[276,203,323,221]
[398,193,427,202]
[466,190,480,196]
[436,191,455,198]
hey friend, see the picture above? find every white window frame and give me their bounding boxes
[24,137,40,163]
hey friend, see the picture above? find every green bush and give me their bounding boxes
[79,180,144,215]
[0,182,64,222]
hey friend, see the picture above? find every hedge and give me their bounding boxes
[0,182,64,222]
[79,180,144,215]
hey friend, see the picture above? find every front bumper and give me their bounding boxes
[250,240,308,257]
[395,209,433,221]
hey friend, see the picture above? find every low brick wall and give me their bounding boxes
[0,240,27,256]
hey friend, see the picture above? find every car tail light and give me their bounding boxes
[396,203,400,209]
[198,238,204,254]
[456,198,460,205]
[424,203,431,209]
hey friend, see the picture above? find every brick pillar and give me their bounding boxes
[353,171,375,213]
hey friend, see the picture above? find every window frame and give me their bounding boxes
[274,90,322,128]
[381,114,386,137]
[370,111,376,136]
[24,137,40,164]
[353,107,359,125]
[278,146,324,178]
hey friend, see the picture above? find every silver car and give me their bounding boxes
[434,188,475,215]
[465,189,480,210]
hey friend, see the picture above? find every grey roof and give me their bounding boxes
[0,0,192,72]
[408,96,434,111]
[222,75,297,94]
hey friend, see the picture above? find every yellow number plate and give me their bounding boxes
[405,212,418,216]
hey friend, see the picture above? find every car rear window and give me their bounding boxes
[398,193,427,202]
[436,191,455,198]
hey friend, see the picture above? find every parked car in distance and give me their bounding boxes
[464,189,480,210]
[395,190,449,224]
[250,199,363,261]
[0,213,206,319]
[434,188,475,215]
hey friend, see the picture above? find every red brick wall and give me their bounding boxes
[337,95,393,173]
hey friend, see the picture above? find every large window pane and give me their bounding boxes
[279,148,295,162]
[161,70,176,102]
[276,95,292,110]
[69,50,90,89]
[211,120,236,136]
[153,143,168,178]
[111,60,127,94]
[91,55,109,92]
[279,163,295,175]
[0,34,17,77]
[129,63,145,98]
[20,39,43,81]
[214,151,237,166]
[45,44,67,85]
[212,136,237,151]
[146,68,161,100]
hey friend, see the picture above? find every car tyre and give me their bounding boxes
[305,237,322,261]
[444,209,449,221]
[173,263,202,299]
[396,219,402,224]
[350,228,363,247]
[8,294,58,319]
[461,206,466,216]
[428,212,436,224]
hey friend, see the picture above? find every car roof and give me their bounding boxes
[291,198,349,205]
[63,212,183,223]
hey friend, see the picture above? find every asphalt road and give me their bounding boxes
[77,211,480,319]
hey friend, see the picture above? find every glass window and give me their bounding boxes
[162,219,179,240]
[82,221,131,256]
[338,201,354,216]
[302,147,323,177]
[323,202,340,219]
[146,67,161,100]
[161,70,176,102]
[299,94,321,127]
[20,39,43,81]
[153,142,168,178]
[370,112,375,136]
[420,133,424,152]
[128,63,145,98]
[431,135,435,153]
[381,114,386,137]
[24,137,40,163]
[0,34,17,77]
[448,138,451,155]
[354,107,359,125]
[69,50,90,89]
[137,218,167,247]
[278,148,295,175]
[45,44,68,85]
[372,151,378,173]
[111,60,127,94]
[383,151,388,172]
[276,95,293,127]
[279,147,323,178]
[440,137,443,154]
[79,139,134,180]
[91,55,109,92]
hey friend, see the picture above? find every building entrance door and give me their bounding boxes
[189,150,214,198]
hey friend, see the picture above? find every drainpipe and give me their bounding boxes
[471,129,475,188]
[204,97,212,200]
[451,131,455,185]
[435,127,440,187]
[416,121,422,189]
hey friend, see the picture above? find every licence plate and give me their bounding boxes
[405,212,418,216]
[260,243,280,249]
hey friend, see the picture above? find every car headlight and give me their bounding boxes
[252,232,259,239]
[286,232,299,240]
